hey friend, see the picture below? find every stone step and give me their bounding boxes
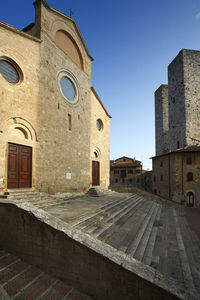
[87,187,117,197]
[42,194,129,214]
[7,193,43,200]
[142,205,162,265]
[86,198,141,237]
[99,199,145,243]
[76,195,139,231]
[8,197,52,206]
[134,204,162,262]
[0,249,92,299]
[175,211,200,293]
[88,198,143,238]
[125,202,159,257]
[6,188,36,194]
[152,206,183,281]
[173,209,195,291]
[7,191,48,198]
[107,199,153,251]
[71,195,135,228]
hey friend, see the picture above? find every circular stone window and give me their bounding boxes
[0,58,22,84]
[58,70,80,105]
[60,77,76,100]
[96,119,103,131]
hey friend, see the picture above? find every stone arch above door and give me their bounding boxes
[93,147,101,159]
[0,117,37,142]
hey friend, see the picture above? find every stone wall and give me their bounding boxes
[182,50,200,146]
[168,50,186,151]
[152,151,200,206]
[0,201,197,300]
[0,23,41,193]
[155,49,200,153]
[155,85,169,155]
[152,155,170,199]
[0,0,110,193]
[90,88,110,187]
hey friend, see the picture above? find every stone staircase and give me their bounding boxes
[86,186,117,197]
[0,189,68,210]
[69,195,200,294]
[0,247,92,299]
[1,188,200,295]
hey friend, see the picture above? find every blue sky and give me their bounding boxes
[1,0,200,169]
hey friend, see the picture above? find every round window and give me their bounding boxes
[58,70,80,105]
[60,76,76,100]
[0,59,20,84]
[96,119,103,131]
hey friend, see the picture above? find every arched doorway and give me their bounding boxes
[92,147,101,186]
[186,192,195,207]
[7,143,32,188]
[0,117,37,190]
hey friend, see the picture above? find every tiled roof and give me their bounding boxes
[151,145,200,159]
[175,145,200,152]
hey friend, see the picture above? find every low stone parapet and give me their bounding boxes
[0,200,198,300]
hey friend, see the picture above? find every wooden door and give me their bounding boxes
[92,161,100,186]
[7,143,32,189]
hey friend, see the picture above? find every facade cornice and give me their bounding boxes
[0,21,41,43]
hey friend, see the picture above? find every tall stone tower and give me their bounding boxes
[168,49,200,151]
[155,85,168,155]
[155,49,200,154]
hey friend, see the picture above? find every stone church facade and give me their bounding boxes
[0,0,111,194]
[153,49,200,206]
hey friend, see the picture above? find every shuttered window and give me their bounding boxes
[0,60,19,84]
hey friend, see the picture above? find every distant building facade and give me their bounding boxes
[153,49,200,206]
[110,156,142,187]
[141,170,152,192]
[152,146,200,206]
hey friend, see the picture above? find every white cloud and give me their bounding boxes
[196,12,200,20]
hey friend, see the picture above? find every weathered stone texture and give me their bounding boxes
[0,201,197,300]
[0,0,110,193]
[152,151,200,206]
[168,49,200,151]
[182,50,200,146]
[90,88,110,187]
[155,85,169,155]
[152,155,170,198]
[0,25,40,193]
[168,50,186,151]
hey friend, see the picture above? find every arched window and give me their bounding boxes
[186,192,194,207]
[187,172,193,181]
[0,58,22,84]
[55,30,83,70]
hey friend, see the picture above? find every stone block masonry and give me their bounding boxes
[155,85,169,156]
[0,0,110,193]
[0,200,198,300]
